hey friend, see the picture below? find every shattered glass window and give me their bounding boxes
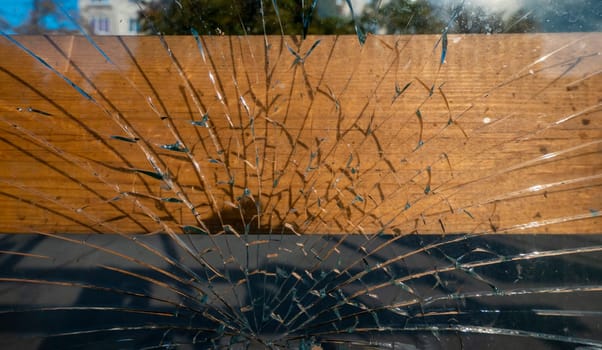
[0,0,600,349]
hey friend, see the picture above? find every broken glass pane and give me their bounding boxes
[0,0,600,349]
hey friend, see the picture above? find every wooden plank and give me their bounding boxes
[0,34,600,234]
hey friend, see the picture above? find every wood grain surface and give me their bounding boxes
[0,34,600,234]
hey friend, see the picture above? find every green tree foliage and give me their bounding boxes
[361,0,445,34]
[360,0,538,35]
[14,0,60,34]
[452,6,538,34]
[139,0,355,35]
[498,9,540,33]
[10,0,79,34]
[139,0,596,36]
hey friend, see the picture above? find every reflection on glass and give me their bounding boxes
[0,0,600,35]
[0,0,600,349]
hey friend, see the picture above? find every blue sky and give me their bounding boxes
[0,0,77,33]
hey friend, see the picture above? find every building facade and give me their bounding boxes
[78,0,140,35]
